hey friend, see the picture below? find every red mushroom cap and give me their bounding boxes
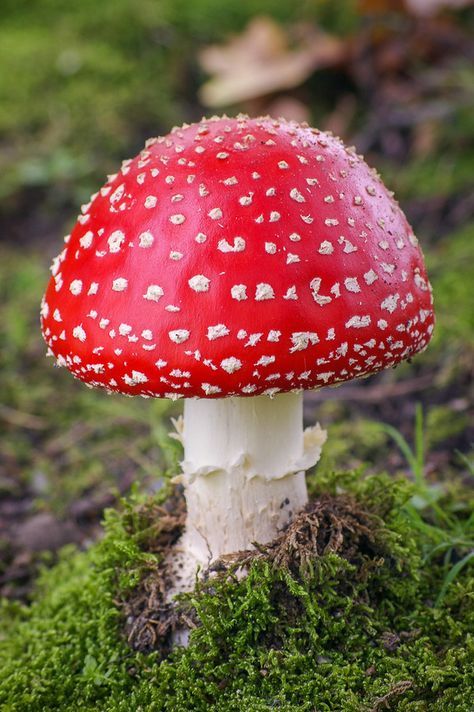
[41,115,435,399]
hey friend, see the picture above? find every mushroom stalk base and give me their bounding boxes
[174,392,326,577]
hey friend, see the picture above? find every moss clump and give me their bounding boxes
[0,472,473,711]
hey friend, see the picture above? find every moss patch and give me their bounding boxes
[0,471,473,711]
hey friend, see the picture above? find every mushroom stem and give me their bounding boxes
[176,392,326,570]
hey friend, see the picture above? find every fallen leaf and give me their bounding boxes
[198,16,346,107]
[405,0,473,15]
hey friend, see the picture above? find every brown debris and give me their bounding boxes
[370,679,414,710]
[120,490,385,655]
[119,492,191,655]
[380,628,421,652]
[214,492,381,577]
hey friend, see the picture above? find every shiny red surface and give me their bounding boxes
[41,116,434,398]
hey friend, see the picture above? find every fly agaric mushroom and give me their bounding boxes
[41,115,434,581]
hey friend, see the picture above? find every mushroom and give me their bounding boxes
[40,115,435,586]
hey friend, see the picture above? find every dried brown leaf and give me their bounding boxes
[198,16,346,107]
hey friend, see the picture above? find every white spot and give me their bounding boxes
[155,359,168,368]
[141,329,153,340]
[266,187,276,197]
[221,357,242,374]
[73,325,86,341]
[326,328,335,341]
[267,330,281,342]
[239,194,253,206]
[170,369,191,378]
[202,383,222,395]
[318,241,333,255]
[364,269,378,285]
[414,271,428,291]
[344,277,361,293]
[306,177,319,186]
[245,333,263,347]
[123,371,148,386]
[170,214,185,225]
[110,183,125,204]
[53,309,62,322]
[223,176,238,186]
[80,231,94,248]
[108,230,125,253]
[378,319,388,330]
[345,315,371,328]
[143,285,164,302]
[170,251,183,261]
[265,242,277,254]
[112,278,128,292]
[169,329,190,344]
[269,211,281,223]
[283,286,298,300]
[289,187,305,203]
[381,294,400,313]
[231,284,247,301]
[119,323,132,336]
[310,278,332,306]
[242,384,257,394]
[218,237,245,253]
[195,232,207,243]
[290,332,319,352]
[255,283,274,301]
[380,262,395,274]
[237,330,247,340]
[208,208,223,220]
[301,215,314,224]
[198,183,209,197]
[287,254,300,264]
[216,152,229,160]
[343,240,357,254]
[69,280,83,295]
[256,355,275,366]
[317,372,335,384]
[99,318,110,329]
[139,231,154,248]
[289,232,301,242]
[325,218,339,227]
[188,275,210,292]
[207,324,229,340]
[144,196,157,209]
[278,161,289,169]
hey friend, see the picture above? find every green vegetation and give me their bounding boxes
[0,471,472,711]
[0,0,356,204]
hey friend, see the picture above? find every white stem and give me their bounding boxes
[174,392,326,571]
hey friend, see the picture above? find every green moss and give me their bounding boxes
[0,472,472,711]
[427,223,474,351]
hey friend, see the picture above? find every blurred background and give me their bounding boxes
[1,0,473,599]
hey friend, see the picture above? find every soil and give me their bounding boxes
[120,488,388,657]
